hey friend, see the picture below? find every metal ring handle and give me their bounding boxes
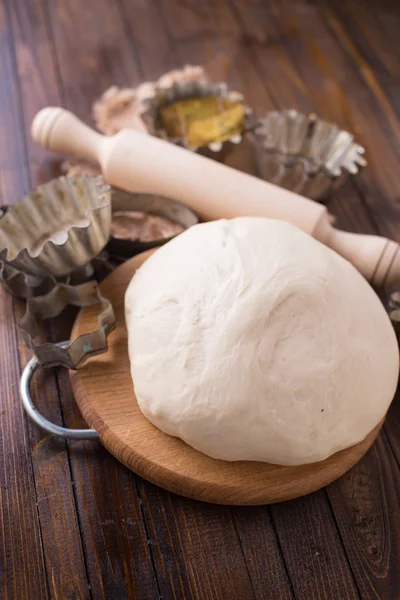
[20,341,99,440]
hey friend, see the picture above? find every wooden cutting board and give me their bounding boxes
[70,250,383,505]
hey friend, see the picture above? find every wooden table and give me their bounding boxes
[0,1,399,598]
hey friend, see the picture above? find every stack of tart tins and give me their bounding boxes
[0,175,111,291]
[0,174,117,368]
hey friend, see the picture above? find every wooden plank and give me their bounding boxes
[326,433,400,600]
[232,506,295,600]
[0,3,48,598]
[0,294,48,600]
[158,0,275,115]
[47,0,142,123]
[7,0,64,185]
[53,309,159,599]
[316,1,400,239]
[44,1,164,597]
[6,1,93,597]
[0,295,49,600]
[271,491,361,600]
[322,0,400,119]
[209,0,313,112]
[117,0,175,80]
[137,482,255,600]
[0,4,30,203]
[64,435,161,600]
[364,0,400,67]
[14,303,92,600]
[5,0,160,597]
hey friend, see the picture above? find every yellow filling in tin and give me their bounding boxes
[159,95,245,148]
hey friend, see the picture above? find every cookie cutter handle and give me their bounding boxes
[20,341,99,440]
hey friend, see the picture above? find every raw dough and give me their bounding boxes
[125,218,399,465]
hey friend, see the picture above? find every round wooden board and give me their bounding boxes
[71,250,383,505]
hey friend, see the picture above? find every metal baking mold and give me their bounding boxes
[250,110,367,201]
[18,280,116,369]
[107,189,199,260]
[0,175,111,278]
[141,79,252,161]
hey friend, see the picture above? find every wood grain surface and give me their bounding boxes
[0,0,399,598]
[70,250,385,506]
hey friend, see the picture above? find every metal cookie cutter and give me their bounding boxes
[19,281,116,439]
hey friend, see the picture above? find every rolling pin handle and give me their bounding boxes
[31,107,103,164]
[315,217,400,288]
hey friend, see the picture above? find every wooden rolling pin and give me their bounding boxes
[32,107,400,287]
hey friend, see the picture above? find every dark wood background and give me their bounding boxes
[1,1,399,598]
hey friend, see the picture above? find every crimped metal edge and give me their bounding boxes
[250,109,367,201]
[0,175,111,277]
[0,250,112,299]
[18,281,116,370]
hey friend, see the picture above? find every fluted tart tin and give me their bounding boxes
[0,175,111,278]
[250,110,367,201]
[141,79,252,161]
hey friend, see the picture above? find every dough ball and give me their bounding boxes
[125,218,399,465]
